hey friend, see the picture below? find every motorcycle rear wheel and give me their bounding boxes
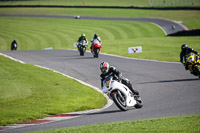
[112,92,127,111]
[134,96,143,109]
[192,66,200,78]
[94,48,99,58]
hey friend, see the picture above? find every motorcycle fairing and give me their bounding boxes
[103,78,136,107]
[187,54,200,73]
[92,39,101,51]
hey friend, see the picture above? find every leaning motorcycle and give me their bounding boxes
[91,39,101,58]
[102,76,143,111]
[186,54,200,79]
[77,40,88,56]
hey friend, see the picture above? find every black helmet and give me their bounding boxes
[181,44,188,50]
[94,34,98,38]
[100,62,109,74]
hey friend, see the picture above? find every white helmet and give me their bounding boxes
[100,62,109,74]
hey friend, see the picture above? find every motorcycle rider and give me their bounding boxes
[77,33,88,46]
[90,34,102,51]
[11,40,17,50]
[100,62,139,96]
[180,44,199,70]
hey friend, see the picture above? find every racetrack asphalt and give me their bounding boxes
[0,50,200,133]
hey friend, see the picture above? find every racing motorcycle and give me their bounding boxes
[11,42,17,50]
[102,76,143,111]
[77,40,88,56]
[186,53,200,78]
[91,39,101,58]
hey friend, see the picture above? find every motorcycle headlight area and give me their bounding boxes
[188,56,195,62]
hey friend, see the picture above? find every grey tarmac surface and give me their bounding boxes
[0,50,200,133]
[0,14,187,35]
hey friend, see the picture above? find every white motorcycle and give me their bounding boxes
[102,76,143,111]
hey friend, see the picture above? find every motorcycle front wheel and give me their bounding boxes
[196,66,200,79]
[112,92,127,111]
[79,47,84,56]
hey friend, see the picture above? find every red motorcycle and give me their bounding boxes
[91,39,102,58]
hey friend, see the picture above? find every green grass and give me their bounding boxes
[0,17,165,50]
[0,17,200,62]
[104,37,200,61]
[0,0,199,7]
[0,55,106,126]
[0,8,200,29]
[0,0,151,7]
[32,114,200,133]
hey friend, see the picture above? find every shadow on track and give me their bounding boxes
[84,107,139,116]
[70,57,94,60]
[62,55,94,60]
[85,110,122,116]
[139,78,199,84]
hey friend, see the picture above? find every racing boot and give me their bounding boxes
[129,85,139,96]
[129,85,141,101]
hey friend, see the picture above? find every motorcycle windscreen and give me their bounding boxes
[102,76,112,93]
[103,76,112,88]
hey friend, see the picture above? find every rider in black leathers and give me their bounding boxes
[100,62,139,96]
[11,40,17,50]
[90,33,102,51]
[180,44,199,70]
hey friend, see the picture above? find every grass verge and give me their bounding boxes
[0,0,199,7]
[0,8,200,29]
[0,55,106,126]
[0,17,199,62]
[32,114,200,133]
[0,0,151,7]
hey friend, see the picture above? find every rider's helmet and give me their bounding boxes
[181,44,188,50]
[81,33,85,37]
[81,33,86,40]
[100,62,110,74]
[94,34,98,39]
